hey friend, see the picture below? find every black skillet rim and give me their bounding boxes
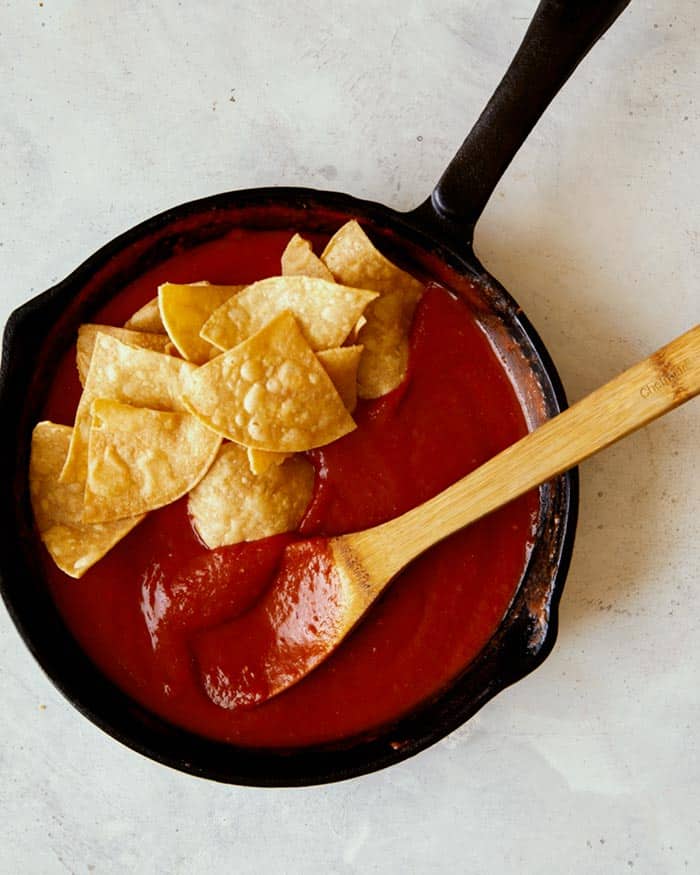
[0,186,578,786]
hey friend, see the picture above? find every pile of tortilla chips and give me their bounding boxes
[30,220,424,577]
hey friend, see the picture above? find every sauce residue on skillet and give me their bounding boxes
[38,229,538,747]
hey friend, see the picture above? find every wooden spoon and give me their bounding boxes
[197,325,700,711]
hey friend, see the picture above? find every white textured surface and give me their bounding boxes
[1,0,698,872]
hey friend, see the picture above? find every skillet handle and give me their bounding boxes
[409,0,632,244]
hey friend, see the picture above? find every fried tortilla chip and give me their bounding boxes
[321,219,424,298]
[30,422,144,578]
[200,276,377,352]
[76,325,174,386]
[60,335,197,485]
[188,443,314,548]
[125,281,212,334]
[355,291,420,398]
[158,283,243,364]
[281,233,334,281]
[124,298,165,333]
[316,345,363,413]
[83,399,221,523]
[230,345,363,474]
[246,448,290,476]
[321,220,423,398]
[184,311,356,452]
[245,343,362,471]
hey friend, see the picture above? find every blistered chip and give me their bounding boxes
[76,325,174,386]
[83,399,221,523]
[320,221,423,398]
[316,345,363,413]
[158,283,243,364]
[244,350,362,444]
[124,298,165,333]
[321,220,423,397]
[355,291,420,398]
[60,335,197,485]
[281,233,333,281]
[184,311,356,452]
[321,219,424,298]
[200,276,377,352]
[188,443,314,548]
[29,422,144,578]
[247,448,290,476]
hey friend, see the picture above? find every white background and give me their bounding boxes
[1,1,698,872]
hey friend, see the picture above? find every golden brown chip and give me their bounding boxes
[321,219,424,298]
[60,335,197,485]
[158,283,243,364]
[76,325,174,386]
[281,233,334,281]
[124,298,165,333]
[200,276,377,352]
[188,443,314,548]
[321,221,423,398]
[184,311,356,452]
[247,448,290,475]
[355,291,420,398]
[83,399,221,523]
[29,422,144,578]
[316,345,363,413]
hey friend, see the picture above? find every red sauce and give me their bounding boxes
[39,229,538,748]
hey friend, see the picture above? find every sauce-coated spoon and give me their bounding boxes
[198,325,700,711]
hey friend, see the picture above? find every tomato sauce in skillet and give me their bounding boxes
[38,229,538,747]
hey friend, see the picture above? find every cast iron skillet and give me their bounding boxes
[0,0,631,785]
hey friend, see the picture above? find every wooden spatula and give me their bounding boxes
[199,325,700,711]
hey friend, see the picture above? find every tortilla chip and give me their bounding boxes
[355,290,420,398]
[321,219,424,299]
[158,283,243,364]
[124,281,212,333]
[281,233,334,281]
[83,399,221,523]
[188,443,314,548]
[247,448,290,476]
[321,221,423,398]
[124,298,165,333]
[76,325,174,386]
[60,335,197,485]
[184,311,356,452]
[200,276,377,352]
[316,345,363,413]
[29,422,144,578]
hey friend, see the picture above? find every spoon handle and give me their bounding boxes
[348,325,700,588]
